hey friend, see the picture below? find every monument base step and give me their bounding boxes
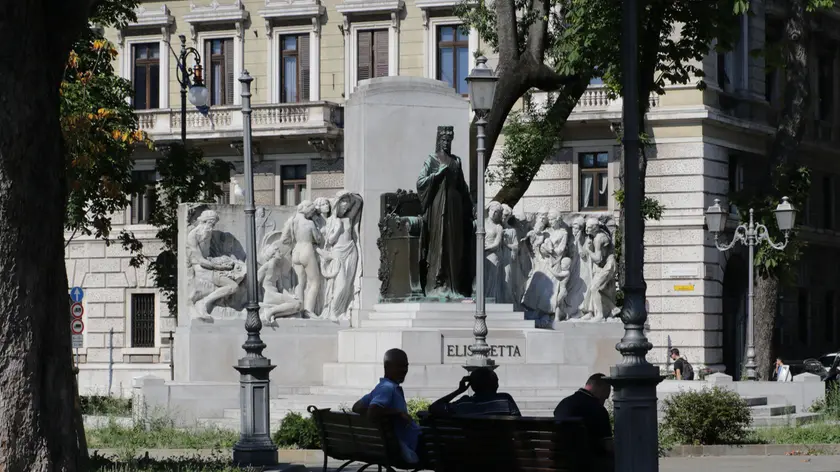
[361,302,534,328]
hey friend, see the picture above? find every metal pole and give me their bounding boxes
[745,209,757,381]
[232,71,278,467]
[609,0,662,470]
[179,34,188,145]
[169,330,175,381]
[466,116,493,371]
[108,328,114,396]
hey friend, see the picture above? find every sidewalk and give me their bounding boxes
[302,456,840,471]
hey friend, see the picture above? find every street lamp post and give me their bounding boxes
[174,34,210,144]
[609,0,663,470]
[705,197,797,381]
[464,56,498,371]
[232,71,278,467]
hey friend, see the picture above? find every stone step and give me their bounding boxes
[308,385,579,398]
[743,396,769,407]
[372,303,516,313]
[367,311,527,321]
[360,319,536,329]
[750,412,822,427]
[750,404,796,417]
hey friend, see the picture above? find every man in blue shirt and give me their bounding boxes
[429,367,521,417]
[352,348,421,463]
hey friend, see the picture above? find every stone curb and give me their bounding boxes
[665,444,840,457]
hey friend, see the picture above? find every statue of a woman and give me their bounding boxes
[257,240,302,322]
[318,192,363,321]
[521,208,555,321]
[280,201,324,317]
[579,217,619,322]
[484,201,506,302]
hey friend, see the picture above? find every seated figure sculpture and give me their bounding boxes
[186,210,246,320]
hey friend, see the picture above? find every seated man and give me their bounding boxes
[553,373,614,470]
[429,367,521,417]
[352,348,421,463]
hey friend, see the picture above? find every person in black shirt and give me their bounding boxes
[671,348,687,380]
[429,367,521,417]
[553,373,613,470]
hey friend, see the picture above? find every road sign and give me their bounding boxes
[71,319,84,335]
[70,302,84,319]
[70,287,84,303]
[71,334,83,348]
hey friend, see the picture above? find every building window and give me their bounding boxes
[130,170,157,225]
[280,34,310,103]
[132,43,160,110]
[824,176,835,230]
[716,52,730,91]
[818,53,834,122]
[826,291,835,344]
[579,152,609,211]
[205,38,234,106]
[130,293,156,348]
[357,29,389,83]
[798,288,809,345]
[281,164,307,206]
[436,25,469,95]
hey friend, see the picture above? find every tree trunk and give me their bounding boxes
[491,78,591,206]
[0,0,91,470]
[754,274,780,380]
[753,0,809,379]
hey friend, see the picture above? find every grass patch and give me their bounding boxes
[87,419,238,450]
[82,396,133,416]
[754,422,840,445]
[90,453,241,471]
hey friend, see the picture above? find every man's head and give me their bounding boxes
[776,358,783,366]
[383,348,409,384]
[435,126,455,154]
[669,348,681,361]
[584,373,611,404]
[585,217,599,237]
[468,367,499,395]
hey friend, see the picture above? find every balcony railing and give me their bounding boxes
[135,101,343,141]
[530,85,660,115]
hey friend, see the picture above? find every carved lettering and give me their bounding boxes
[444,344,522,358]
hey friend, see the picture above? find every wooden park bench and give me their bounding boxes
[308,405,424,472]
[420,414,594,472]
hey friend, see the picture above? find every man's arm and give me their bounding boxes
[365,386,412,423]
[429,377,470,416]
[674,360,682,380]
[352,394,372,414]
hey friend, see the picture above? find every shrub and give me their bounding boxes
[660,387,752,445]
[86,417,237,450]
[272,412,321,449]
[756,423,840,445]
[81,395,133,416]
[407,398,431,421]
[809,383,840,419]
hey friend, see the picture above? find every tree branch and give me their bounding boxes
[529,63,580,92]
[526,0,550,60]
[495,0,520,64]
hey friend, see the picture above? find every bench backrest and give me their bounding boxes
[308,406,405,465]
[421,415,592,472]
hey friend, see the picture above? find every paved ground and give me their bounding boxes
[298,456,840,471]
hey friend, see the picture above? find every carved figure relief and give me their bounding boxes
[280,201,324,317]
[484,201,506,302]
[318,192,364,321]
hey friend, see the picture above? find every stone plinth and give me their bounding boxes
[322,302,624,392]
[174,319,341,392]
[343,77,471,326]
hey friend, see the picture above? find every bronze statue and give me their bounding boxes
[416,126,475,298]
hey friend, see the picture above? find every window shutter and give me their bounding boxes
[374,30,389,78]
[299,34,310,102]
[224,38,235,104]
[357,31,371,82]
[204,41,212,100]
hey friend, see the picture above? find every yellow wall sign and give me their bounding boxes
[673,284,695,292]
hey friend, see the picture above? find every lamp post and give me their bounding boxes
[174,34,210,144]
[232,71,278,467]
[464,56,498,370]
[705,197,797,381]
[609,0,663,470]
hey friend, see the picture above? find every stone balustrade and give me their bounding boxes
[135,101,343,141]
[530,84,661,115]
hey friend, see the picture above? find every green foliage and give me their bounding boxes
[129,143,232,314]
[661,387,752,445]
[730,165,811,282]
[90,453,241,472]
[63,0,149,244]
[613,190,665,222]
[809,383,840,419]
[407,398,431,421]
[272,412,321,449]
[755,423,840,445]
[81,395,132,416]
[86,418,237,450]
[735,0,835,14]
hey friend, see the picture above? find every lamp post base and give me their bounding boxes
[463,357,497,372]
[608,364,663,472]
[233,360,278,467]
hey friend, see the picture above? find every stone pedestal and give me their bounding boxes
[174,319,341,391]
[343,77,471,326]
[321,303,624,397]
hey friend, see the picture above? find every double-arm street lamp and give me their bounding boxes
[705,197,797,381]
[173,34,210,144]
[464,56,498,371]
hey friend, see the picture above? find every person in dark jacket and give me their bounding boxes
[553,373,613,472]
